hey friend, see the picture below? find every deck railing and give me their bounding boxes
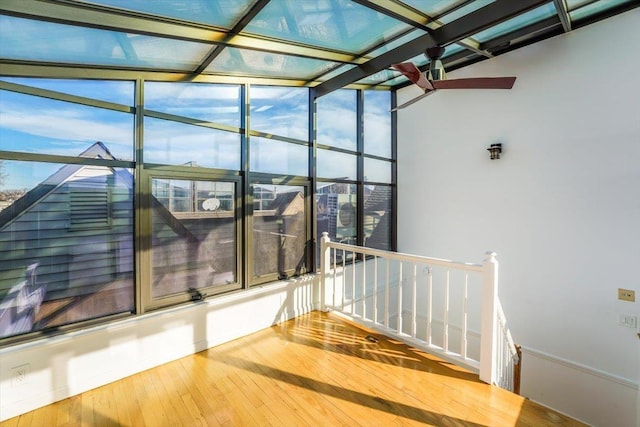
[320,232,520,392]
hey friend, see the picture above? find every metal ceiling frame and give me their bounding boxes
[0,0,638,92]
[314,0,549,97]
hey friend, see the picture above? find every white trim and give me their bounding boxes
[521,346,639,390]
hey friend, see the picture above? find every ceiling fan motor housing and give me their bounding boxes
[428,60,446,81]
[426,46,447,81]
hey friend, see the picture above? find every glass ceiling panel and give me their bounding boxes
[205,47,337,80]
[421,0,496,24]
[72,0,255,29]
[566,0,594,8]
[244,0,413,54]
[569,0,636,21]
[398,1,470,18]
[317,64,357,82]
[469,4,558,43]
[0,16,211,71]
[367,29,429,59]
[355,70,400,85]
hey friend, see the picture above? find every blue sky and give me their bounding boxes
[1,78,391,190]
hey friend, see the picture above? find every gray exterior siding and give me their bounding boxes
[0,166,134,301]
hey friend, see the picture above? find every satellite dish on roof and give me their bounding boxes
[202,198,221,211]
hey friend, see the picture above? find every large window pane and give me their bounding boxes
[364,185,392,251]
[251,86,309,140]
[151,179,237,299]
[145,82,241,128]
[364,158,392,183]
[0,159,134,338]
[317,149,357,180]
[316,90,357,151]
[252,184,307,280]
[0,90,134,160]
[250,138,308,176]
[144,117,241,169]
[316,183,357,246]
[364,91,392,158]
[1,77,134,106]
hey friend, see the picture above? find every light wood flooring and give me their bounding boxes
[1,311,585,426]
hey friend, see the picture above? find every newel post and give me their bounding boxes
[320,232,331,312]
[479,251,499,384]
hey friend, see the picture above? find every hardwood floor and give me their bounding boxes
[1,311,585,426]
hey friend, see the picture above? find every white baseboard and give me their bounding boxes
[520,347,638,427]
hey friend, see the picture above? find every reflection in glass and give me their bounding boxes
[317,90,357,151]
[206,47,337,79]
[245,0,411,53]
[1,77,134,106]
[569,0,634,21]
[145,82,241,127]
[144,117,241,169]
[416,0,495,24]
[74,0,255,29]
[316,149,357,180]
[364,185,392,250]
[0,90,134,161]
[0,159,134,338]
[364,158,392,183]
[151,179,236,298]
[364,91,392,157]
[250,137,308,176]
[252,184,307,279]
[316,183,357,245]
[251,86,309,141]
[470,4,557,43]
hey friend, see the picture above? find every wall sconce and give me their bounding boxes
[487,143,502,160]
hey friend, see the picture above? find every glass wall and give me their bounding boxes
[0,76,394,341]
[316,89,394,253]
[363,91,393,250]
[0,79,135,339]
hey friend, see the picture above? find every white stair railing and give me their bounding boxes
[319,232,520,392]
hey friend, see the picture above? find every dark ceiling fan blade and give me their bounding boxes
[392,62,434,91]
[391,90,436,111]
[431,77,516,90]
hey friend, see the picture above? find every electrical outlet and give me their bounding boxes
[618,288,635,302]
[11,364,30,387]
[618,314,637,329]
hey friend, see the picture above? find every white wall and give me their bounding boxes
[0,276,318,421]
[397,9,640,427]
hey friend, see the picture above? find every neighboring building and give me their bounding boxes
[0,142,134,337]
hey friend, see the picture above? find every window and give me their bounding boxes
[251,182,309,283]
[0,77,395,342]
[315,88,395,258]
[146,177,240,306]
[0,78,135,340]
[0,160,135,339]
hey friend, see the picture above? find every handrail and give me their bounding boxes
[326,240,484,272]
[320,232,521,393]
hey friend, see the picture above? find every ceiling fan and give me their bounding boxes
[392,46,516,110]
